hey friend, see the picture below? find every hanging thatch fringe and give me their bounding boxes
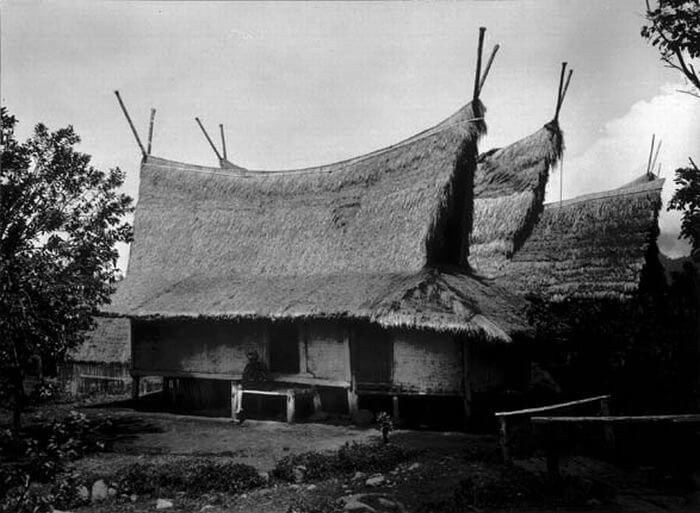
[470,122,564,275]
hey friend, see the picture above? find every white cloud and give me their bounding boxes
[545,83,700,257]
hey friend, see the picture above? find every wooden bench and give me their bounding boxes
[230,383,321,423]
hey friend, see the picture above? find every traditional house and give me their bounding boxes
[106,34,542,421]
[59,317,132,395]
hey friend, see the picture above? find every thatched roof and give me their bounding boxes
[498,176,664,301]
[471,121,564,275]
[69,317,131,364]
[107,102,529,342]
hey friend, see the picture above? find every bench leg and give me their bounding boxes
[347,389,358,416]
[312,389,322,413]
[286,391,295,423]
[231,382,242,422]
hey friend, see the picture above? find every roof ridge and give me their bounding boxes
[544,178,664,210]
[144,102,484,179]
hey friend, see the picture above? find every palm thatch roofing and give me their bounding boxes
[498,175,664,301]
[69,317,131,364]
[471,121,564,276]
[107,102,531,342]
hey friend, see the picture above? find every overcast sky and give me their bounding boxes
[3,0,698,270]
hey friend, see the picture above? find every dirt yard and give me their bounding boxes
[4,401,700,513]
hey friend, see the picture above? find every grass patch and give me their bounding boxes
[428,464,616,511]
[273,441,415,482]
[118,460,264,496]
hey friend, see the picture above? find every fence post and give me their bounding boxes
[545,424,561,483]
[499,416,511,464]
[600,396,616,450]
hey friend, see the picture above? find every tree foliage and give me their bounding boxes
[642,0,700,97]
[0,108,133,427]
[668,158,700,255]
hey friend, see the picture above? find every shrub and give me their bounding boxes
[119,460,264,496]
[29,380,65,405]
[273,442,414,482]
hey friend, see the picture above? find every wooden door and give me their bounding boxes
[352,325,393,386]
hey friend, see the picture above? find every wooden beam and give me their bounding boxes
[495,394,610,418]
[114,91,147,158]
[147,108,156,155]
[531,414,700,424]
[478,44,500,96]
[130,368,350,388]
[472,27,486,102]
[195,117,222,161]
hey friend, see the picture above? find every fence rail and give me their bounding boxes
[494,394,612,463]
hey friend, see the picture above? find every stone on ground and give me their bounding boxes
[91,480,108,502]
[155,498,173,509]
[365,474,385,487]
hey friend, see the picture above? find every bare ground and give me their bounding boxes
[4,401,699,512]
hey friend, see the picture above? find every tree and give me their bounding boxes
[642,0,700,98]
[0,108,133,428]
[668,158,700,257]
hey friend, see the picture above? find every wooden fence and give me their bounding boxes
[494,394,611,464]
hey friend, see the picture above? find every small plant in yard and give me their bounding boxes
[0,411,111,512]
[28,379,65,405]
[375,411,393,444]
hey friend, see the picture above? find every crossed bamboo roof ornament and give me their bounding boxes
[114,28,502,169]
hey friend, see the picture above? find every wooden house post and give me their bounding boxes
[131,375,141,402]
[462,340,472,422]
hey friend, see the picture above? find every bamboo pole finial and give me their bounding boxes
[114,91,147,159]
[472,27,486,103]
[645,134,656,177]
[195,117,222,161]
[219,124,227,161]
[554,62,568,121]
[147,108,156,155]
[478,43,500,96]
